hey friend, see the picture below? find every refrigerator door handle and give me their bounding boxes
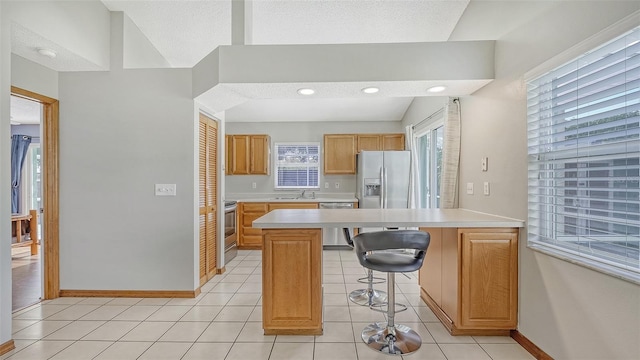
[383,167,388,208]
[380,166,384,208]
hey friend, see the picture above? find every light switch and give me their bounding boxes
[334,182,340,189]
[155,184,176,196]
[466,182,474,195]
[482,157,488,172]
[325,182,329,189]
[483,182,490,196]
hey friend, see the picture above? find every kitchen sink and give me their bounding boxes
[273,196,298,200]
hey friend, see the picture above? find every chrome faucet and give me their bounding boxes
[298,190,307,199]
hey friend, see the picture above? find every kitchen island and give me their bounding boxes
[253,208,524,336]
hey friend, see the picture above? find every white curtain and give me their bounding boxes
[405,125,419,209]
[440,98,461,209]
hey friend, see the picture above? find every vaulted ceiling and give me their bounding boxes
[9,0,556,122]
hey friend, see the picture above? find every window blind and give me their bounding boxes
[527,26,640,281]
[274,143,320,189]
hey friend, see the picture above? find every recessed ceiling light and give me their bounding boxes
[427,85,446,93]
[362,87,379,94]
[297,88,315,95]
[37,48,57,59]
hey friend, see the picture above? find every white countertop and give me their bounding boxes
[253,208,524,228]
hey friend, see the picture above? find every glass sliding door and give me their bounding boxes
[415,123,444,209]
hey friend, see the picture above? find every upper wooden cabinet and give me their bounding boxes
[226,134,270,175]
[357,133,405,152]
[381,134,405,150]
[324,134,357,174]
[325,133,405,174]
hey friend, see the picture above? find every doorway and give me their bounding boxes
[10,94,42,310]
[10,86,60,309]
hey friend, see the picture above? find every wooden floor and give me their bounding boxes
[11,245,41,311]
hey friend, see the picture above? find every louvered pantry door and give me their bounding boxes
[199,113,218,286]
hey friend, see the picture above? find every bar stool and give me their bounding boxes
[353,230,430,355]
[342,228,387,306]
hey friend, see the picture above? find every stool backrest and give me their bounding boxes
[342,228,354,248]
[353,230,430,260]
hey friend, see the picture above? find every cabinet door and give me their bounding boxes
[250,135,270,175]
[225,135,233,175]
[231,135,250,174]
[238,203,267,249]
[357,134,381,152]
[382,134,405,150]
[459,229,518,329]
[324,134,356,174]
[268,202,319,211]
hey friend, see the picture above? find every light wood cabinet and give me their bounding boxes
[237,203,268,249]
[238,202,319,249]
[419,227,518,335]
[381,134,405,150]
[262,228,323,335]
[323,134,357,174]
[226,134,270,175]
[324,133,405,174]
[356,134,381,152]
[356,133,405,152]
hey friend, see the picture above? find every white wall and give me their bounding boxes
[400,97,448,129]
[0,2,12,347]
[58,67,196,291]
[444,2,640,359]
[225,121,403,195]
[122,13,170,69]
[11,54,58,99]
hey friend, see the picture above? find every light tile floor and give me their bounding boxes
[3,250,534,360]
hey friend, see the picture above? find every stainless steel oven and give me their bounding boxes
[224,200,237,262]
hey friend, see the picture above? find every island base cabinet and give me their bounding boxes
[262,229,323,335]
[419,227,518,336]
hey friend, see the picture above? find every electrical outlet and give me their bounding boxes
[252,182,257,189]
[325,182,329,189]
[466,182,474,195]
[334,182,340,189]
[155,184,176,196]
[483,181,490,195]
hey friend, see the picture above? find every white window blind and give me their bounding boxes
[527,26,640,283]
[274,143,320,189]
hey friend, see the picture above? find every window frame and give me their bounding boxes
[273,142,321,190]
[525,24,640,285]
[414,115,444,209]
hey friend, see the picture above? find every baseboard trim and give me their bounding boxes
[59,289,199,298]
[0,340,15,356]
[511,330,554,360]
[216,267,226,274]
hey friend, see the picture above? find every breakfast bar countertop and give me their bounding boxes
[252,208,525,229]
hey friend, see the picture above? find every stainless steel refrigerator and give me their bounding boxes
[356,151,411,210]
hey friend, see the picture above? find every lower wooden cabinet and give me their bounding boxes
[237,202,319,249]
[419,227,518,335]
[237,203,267,249]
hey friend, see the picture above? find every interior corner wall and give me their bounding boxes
[58,67,197,291]
[0,2,13,347]
[122,13,171,69]
[225,120,402,195]
[453,2,640,359]
[400,97,448,129]
[11,54,58,98]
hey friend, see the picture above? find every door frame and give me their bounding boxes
[11,86,59,299]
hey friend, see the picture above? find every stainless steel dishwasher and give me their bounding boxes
[319,202,354,249]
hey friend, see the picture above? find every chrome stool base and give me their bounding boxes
[349,288,387,306]
[361,322,422,355]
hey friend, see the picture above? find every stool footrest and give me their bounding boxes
[357,276,385,285]
[368,302,408,314]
